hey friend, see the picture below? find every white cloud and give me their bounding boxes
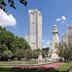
[0,8,16,27]
[61,16,66,21]
[56,16,66,23]
[56,18,61,22]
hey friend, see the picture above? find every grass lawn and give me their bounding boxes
[56,61,72,72]
[0,61,53,72]
[0,61,72,72]
[0,61,51,68]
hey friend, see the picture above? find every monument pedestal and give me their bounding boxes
[50,53,59,62]
[37,53,44,63]
[38,53,43,60]
[48,49,59,62]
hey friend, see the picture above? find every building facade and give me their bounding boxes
[62,33,68,45]
[28,9,42,50]
[68,25,72,45]
[61,25,72,45]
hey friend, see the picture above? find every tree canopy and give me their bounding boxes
[58,44,72,62]
[0,0,27,11]
[0,26,31,61]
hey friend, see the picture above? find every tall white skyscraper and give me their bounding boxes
[28,9,42,50]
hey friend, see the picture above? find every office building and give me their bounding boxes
[28,9,42,50]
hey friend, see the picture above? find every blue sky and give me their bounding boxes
[3,0,72,47]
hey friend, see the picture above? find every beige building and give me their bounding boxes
[61,25,72,45]
[62,33,68,45]
[68,25,72,45]
[28,9,42,50]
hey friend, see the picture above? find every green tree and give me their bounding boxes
[24,49,32,60]
[58,44,72,62]
[32,49,41,59]
[14,48,32,60]
[0,0,27,11]
[0,26,31,61]
[1,50,13,61]
[42,47,49,58]
[14,49,25,60]
[1,44,8,51]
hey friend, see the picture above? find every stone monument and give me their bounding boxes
[38,52,43,60]
[48,24,59,62]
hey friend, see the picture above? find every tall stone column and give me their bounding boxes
[48,24,59,62]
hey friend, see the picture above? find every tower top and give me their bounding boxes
[52,24,58,33]
[29,9,41,15]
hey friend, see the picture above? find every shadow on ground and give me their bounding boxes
[0,68,60,72]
